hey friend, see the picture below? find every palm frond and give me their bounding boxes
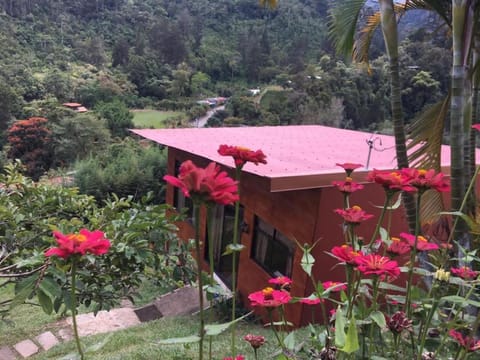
[405,0,451,27]
[353,12,381,66]
[329,0,367,58]
[407,96,450,223]
[353,4,409,66]
[259,0,277,9]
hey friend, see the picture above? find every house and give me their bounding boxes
[62,102,88,113]
[131,125,461,326]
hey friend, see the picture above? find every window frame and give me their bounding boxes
[251,216,294,277]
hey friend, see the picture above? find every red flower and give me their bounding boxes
[268,276,292,286]
[451,266,479,280]
[299,294,323,305]
[336,163,363,176]
[332,177,364,194]
[334,206,374,225]
[218,144,267,168]
[323,281,347,292]
[367,169,416,193]
[386,237,411,256]
[354,254,400,278]
[244,334,266,349]
[45,229,111,260]
[400,233,439,252]
[248,287,291,308]
[331,245,363,265]
[449,329,480,352]
[164,160,239,205]
[401,168,450,193]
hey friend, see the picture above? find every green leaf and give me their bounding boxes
[157,335,201,344]
[37,289,53,314]
[378,282,406,292]
[39,277,62,300]
[284,331,295,350]
[10,274,39,310]
[204,311,252,336]
[334,307,346,348]
[379,227,389,242]
[440,295,467,304]
[86,333,113,352]
[341,316,359,354]
[222,244,245,255]
[301,250,315,277]
[369,311,386,329]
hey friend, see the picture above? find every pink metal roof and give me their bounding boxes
[131,126,457,192]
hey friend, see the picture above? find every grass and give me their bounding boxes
[131,110,187,128]
[30,314,282,360]
[2,279,294,359]
[0,283,61,346]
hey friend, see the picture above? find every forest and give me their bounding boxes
[0,0,452,191]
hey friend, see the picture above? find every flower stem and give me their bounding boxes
[193,204,204,360]
[369,193,392,248]
[206,205,216,360]
[230,166,242,358]
[268,308,284,349]
[70,259,84,360]
[405,193,422,318]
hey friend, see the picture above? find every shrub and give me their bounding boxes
[6,117,53,180]
[74,138,167,203]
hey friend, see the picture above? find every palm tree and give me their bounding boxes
[330,0,417,232]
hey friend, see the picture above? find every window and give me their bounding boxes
[172,160,194,222]
[251,216,294,277]
[204,204,244,288]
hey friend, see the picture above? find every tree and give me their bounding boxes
[330,0,417,231]
[7,117,53,180]
[50,113,112,167]
[94,99,134,138]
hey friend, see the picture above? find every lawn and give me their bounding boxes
[1,279,286,359]
[30,314,281,360]
[131,110,187,128]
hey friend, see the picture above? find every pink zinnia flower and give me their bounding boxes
[331,245,363,265]
[399,233,439,252]
[322,281,347,292]
[401,168,450,193]
[332,177,364,194]
[45,229,111,260]
[367,169,416,193]
[386,237,411,256]
[248,287,291,308]
[334,206,374,225]
[164,160,239,205]
[472,124,480,132]
[451,266,479,280]
[336,163,363,176]
[268,276,292,286]
[244,334,266,349]
[354,254,400,278]
[449,329,480,352]
[218,144,267,168]
[299,294,323,305]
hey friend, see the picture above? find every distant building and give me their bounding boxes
[62,102,88,113]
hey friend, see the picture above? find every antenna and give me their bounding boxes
[365,133,381,169]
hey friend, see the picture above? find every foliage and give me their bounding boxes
[74,138,167,203]
[50,113,112,167]
[0,161,195,319]
[94,99,134,138]
[6,117,53,180]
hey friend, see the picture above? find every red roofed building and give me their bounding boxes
[131,125,462,326]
